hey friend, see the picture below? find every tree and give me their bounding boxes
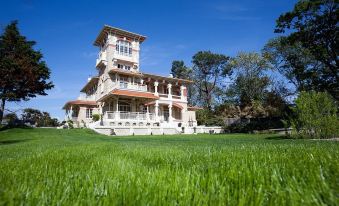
[171,60,196,105]
[291,91,338,139]
[22,108,42,125]
[21,108,59,127]
[192,51,230,110]
[0,21,54,123]
[263,37,335,97]
[274,0,339,100]
[3,113,18,125]
[225,52,271,107]
[171,60,191,79]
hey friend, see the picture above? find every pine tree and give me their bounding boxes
[0,21,54,122]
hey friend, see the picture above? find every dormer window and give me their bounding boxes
[116,40,132,57]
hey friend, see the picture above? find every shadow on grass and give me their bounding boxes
[0,125,33,131]
[265,135,294,140]
[0,139,32,145]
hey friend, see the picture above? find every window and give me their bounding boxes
[119,76,129,89]
[117,64,131,71]
[86,108,93,119]
[116,40,132,56]
[118,101,131,112]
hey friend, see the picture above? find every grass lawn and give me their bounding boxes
[0,128,338,205]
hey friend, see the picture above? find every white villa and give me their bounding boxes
[63,25,222,135]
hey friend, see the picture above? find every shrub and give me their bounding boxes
[92,114,100,122]
[196,109,225,126]
[67,120,74,129]
[291,91,338,139]
[227,117,285,133]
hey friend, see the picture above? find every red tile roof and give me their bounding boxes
[111,89,159,99]
[187,106,203,111]
[63,100,97,109]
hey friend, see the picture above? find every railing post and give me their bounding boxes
[167,83,172,99]
[154,81,159,96]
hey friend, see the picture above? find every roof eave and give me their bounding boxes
[94,25,147,47]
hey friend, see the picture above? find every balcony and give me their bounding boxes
[96,52,107,68]
[104,111,155,121]
[119,82,147,92]
[78,93,95,101]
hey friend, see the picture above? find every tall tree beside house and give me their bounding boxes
[0,21,54,123]
[225,52,271,107]
[171,60,196,105]
[263,37,319,93]
[171,60,191,79]
[191,51,230,110]
[273,0,339,100]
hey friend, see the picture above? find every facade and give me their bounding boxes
[63,25,211,135]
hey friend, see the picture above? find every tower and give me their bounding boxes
[93,25,146,73]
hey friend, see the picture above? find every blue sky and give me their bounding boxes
[0,0,296,120]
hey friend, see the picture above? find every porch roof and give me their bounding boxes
[63,100,97,109]
[145,101,184,110]
[97,89,159,102]
[142,72,193,84]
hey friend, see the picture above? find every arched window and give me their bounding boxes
[116,40,132,57]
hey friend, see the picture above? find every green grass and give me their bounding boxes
[0,128,338,205]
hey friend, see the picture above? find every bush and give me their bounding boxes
[196,109,225,126]
[291,91,338,139]
[227,117,285,133]
[92,114,100,122]
[67,120,74,129]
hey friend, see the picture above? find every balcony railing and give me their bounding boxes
[105,111,155,121]
[119,82,147,91]
[96,52,107,67]
[78,93,95,101]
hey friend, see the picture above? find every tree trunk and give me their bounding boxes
[0,98,5,124]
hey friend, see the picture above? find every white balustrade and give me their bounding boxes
[118,83,147,91]
[104,111,155,121]
[96,51,107,67]
[78,93,95,101]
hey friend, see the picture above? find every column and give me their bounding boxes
[168,103,173,123]
[155,100,159,121]
[154,81,159,96]
[70,106,73,120]
[167,83,172,99]
[146,105,150,121]
[128,77,131,88]
[65,110,68,121]
[115,98,119,120]
[180,85,186,101]
[181,108,185,122]
[99,102,104,126]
